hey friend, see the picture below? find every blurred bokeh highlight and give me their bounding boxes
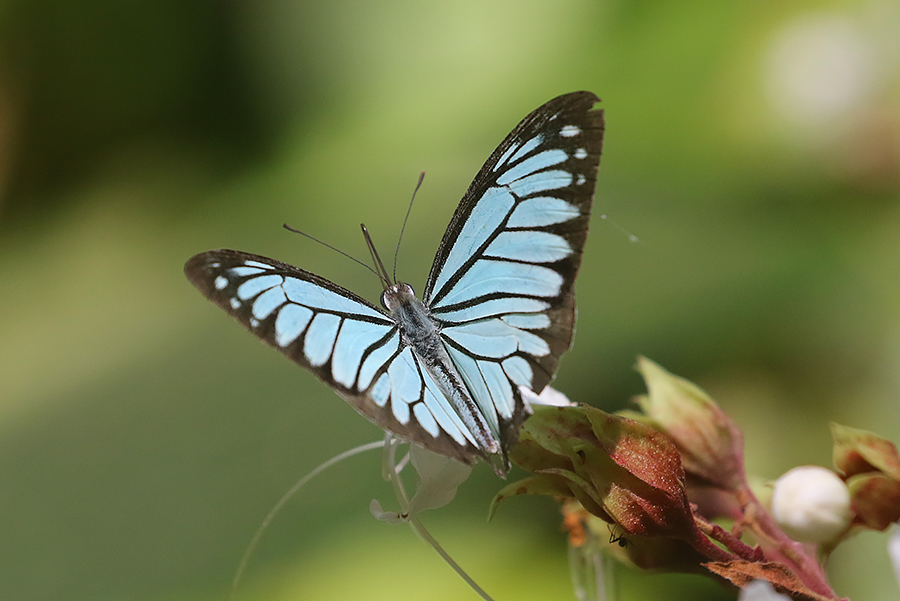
[1,1,898,600]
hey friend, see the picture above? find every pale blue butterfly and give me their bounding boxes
[185,92,605,475]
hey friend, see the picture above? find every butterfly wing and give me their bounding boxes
[185,250,483,463]
[424,91,605,448]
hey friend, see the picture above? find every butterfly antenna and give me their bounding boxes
[282,224,381,279]
[392,171,426,283]
[361,224,392,288]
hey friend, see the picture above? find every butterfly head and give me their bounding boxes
[380,282,416,312]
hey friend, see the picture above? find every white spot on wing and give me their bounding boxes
[214,276,228,290]
[574,148,588,159]
[560,125,581,137]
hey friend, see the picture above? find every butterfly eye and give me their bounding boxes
[380,290,390,310]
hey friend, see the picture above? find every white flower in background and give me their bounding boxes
[766,12,877,130]
[771,466,852,544]
[889,524,900,590]
[738,580,791,601]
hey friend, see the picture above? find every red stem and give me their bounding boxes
[693,514,764,561]
[735,484,841,599]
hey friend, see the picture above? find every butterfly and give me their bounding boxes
[185,91,604,475]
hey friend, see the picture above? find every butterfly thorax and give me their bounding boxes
[382,282,501,455]
[381,283,439,348]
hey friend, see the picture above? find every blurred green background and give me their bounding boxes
[1,0,898,600]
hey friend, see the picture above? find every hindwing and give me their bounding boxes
[425,91,604,449]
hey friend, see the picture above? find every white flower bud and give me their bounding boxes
[738,580,791,601]
[520,385,574,407]
[888,524,900,589]
[771,466,852,544]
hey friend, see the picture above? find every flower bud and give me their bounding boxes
[831,423,900,530]
[771,466,852,544]
[632,356,745,491]
[496,404,696,540]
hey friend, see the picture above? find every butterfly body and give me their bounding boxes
[383,282,501,455]
[186,91,605,475]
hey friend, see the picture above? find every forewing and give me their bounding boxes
[424,92,604,401]
[185,250,483,464]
